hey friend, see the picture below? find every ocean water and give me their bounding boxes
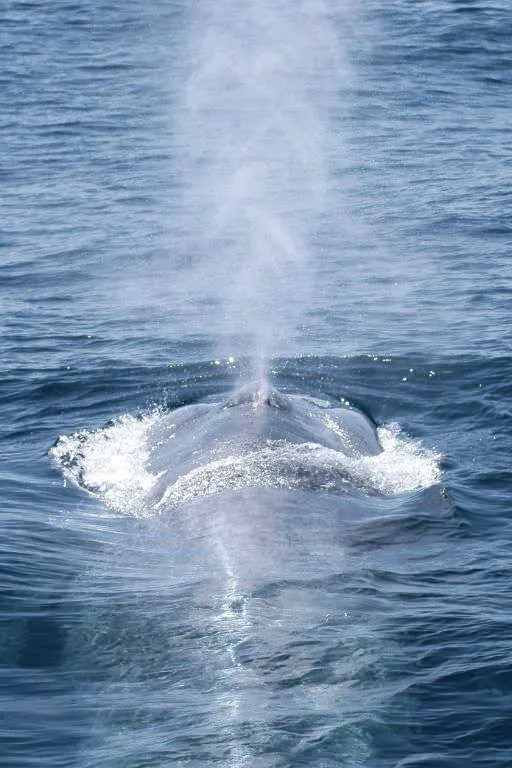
[1,1,511,766]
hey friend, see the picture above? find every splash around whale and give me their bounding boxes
[51,383,440,514]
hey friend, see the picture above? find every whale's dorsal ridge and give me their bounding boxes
[223,383,291,411]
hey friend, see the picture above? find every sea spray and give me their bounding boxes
[172,0,357,377]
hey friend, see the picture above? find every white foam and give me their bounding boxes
[50,412,162,516]
[51,410,441,516]
[359,423,441,495]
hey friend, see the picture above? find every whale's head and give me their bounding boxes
[141,383,382,506]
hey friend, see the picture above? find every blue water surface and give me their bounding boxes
[1,1,511,766]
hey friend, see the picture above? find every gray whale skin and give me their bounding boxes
[147,382,381,502]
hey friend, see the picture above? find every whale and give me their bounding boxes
[53,384,406,767]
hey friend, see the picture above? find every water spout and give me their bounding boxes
[172,0,355,379]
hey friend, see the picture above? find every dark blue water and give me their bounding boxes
[2,1,511,766]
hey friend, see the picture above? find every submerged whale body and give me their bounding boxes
[146,383,382,505]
